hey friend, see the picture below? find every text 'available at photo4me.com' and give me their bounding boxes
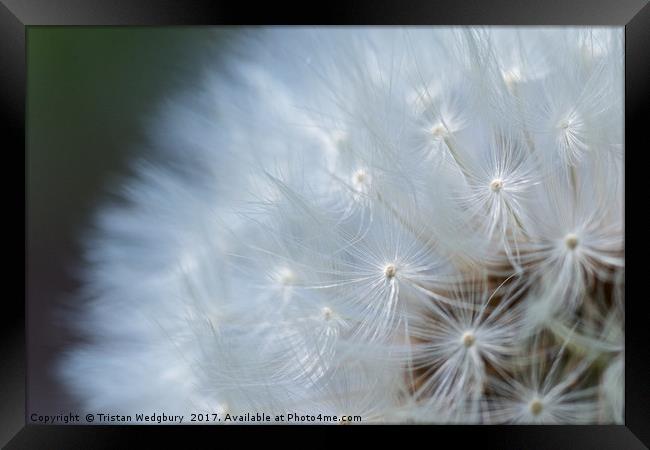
[29,411,364,424]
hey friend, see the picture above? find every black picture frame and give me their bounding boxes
[6,1,649,447]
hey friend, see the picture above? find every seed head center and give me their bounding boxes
[322,307,333,321]
[462,331,476,348]
[384,264,397,279]
[564,233,579,250]
[352,169,367,185]
[490,178,504,192]
[431,123,447,138]
[277,268,296,286]
[529,398,543,416]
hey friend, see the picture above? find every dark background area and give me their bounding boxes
[26,27,225,414]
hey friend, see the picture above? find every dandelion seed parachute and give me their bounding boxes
[59,27,624,424]
[484,337,601,424]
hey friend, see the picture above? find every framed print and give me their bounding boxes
[6,0,649,447]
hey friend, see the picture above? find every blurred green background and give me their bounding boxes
[26,27,227,413]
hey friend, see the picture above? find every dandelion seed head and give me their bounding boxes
[276,267,296,286]
[529,398,543,416]
[59,27,624,425]
[489,178,504,193]
[352,168,369,189]
[321,306,333,321]
[461,331,476,348]
[431,123,448,139]
[384,263,397,279]
[564,233,579,250]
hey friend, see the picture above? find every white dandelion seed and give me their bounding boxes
[485,337,600,424]
[407,276,526,416]
[518,169,623,311]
